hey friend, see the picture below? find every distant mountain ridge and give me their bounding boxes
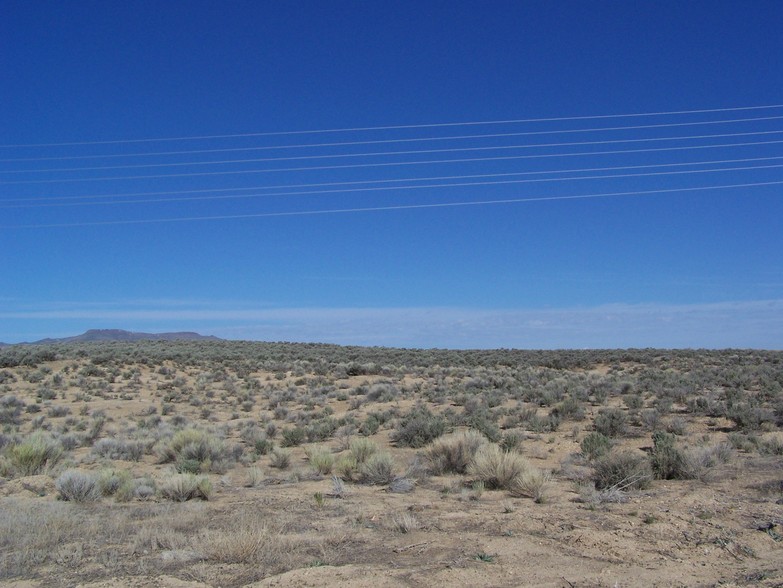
[7,329,221,345]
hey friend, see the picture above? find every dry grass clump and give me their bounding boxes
[348,437,378,464]
[96,468,140,501]
[7,431,64,476]
[158,473,213,501]
[200,522,281,564]
[333,455,358,479]
[390,511,419,533]
[468,444,531,490]
[425,428,488,474]
[155,428,229,474]
[92,437,146,461]
[593,450,652,491]
[358,452,396,485]
[510,468,553,503]
[269,448,291,469]
[305,445,335,474]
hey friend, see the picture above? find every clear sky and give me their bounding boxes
[1,0,782,348]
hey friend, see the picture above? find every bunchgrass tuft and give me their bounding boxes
[425,429,488,474]
[468,444,530,490]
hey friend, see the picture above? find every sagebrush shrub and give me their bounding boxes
[580,432,612,462]
[92,438,145,461]
[391,405,447,448]
[649,431,689,480]
[56,470,99,502]
[280,427,307,447]
[593,408,627,438]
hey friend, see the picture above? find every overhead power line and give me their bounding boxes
[3,137,783,185]
[5,125,783,176]
[2,104,783,148]
[5,161,783,209]
[4,180,782,229]
[4,155,783,207]
[2,116,782,164]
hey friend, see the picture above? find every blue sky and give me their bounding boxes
[1,1,782,348]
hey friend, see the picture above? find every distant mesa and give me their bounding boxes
[10,329,221,345]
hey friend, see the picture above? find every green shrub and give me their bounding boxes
[306,418,338,442]
[593,408,627,438]
[281,427,307,447]
[499,432,524,452]
[649,431,689,480]
[253,437,274,456]
[92,438,145,461]
[425,429,488,474]
[359,414,381,436]
[8,432,64,476]
[623,394,644,410]
[580,432,612,462]
[726,404,775,432]
[553,396,585,421]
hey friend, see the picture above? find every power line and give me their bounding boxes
[3,137,783,185]
[3,104,783,148]
[5,124,783,176]
[5,155,783,207]
[7,162,783,210]
[4,180,781,229]
[3,117,782,165]
[8,154,783,204]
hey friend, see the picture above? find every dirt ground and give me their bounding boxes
[0,343,781,587]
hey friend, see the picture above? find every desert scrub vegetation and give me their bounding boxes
[155,428,231,474]
[391,404,447,447]
[157,472,212,501]
[425,428,488,474]
[358,451,397,485]
[55,469,100,502]
[592,450,652,491]
[6,431,64,476]
[468,444,531,490]
[1,341,782,585]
